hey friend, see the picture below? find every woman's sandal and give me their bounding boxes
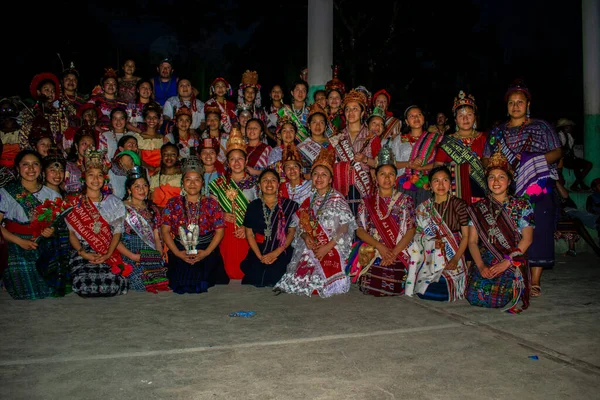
[531,285,542,297]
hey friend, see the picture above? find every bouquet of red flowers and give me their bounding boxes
[111,263,133,277]
[30,197,75,241]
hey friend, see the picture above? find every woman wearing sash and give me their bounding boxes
[66,149,129,297]
[434,91,487,205]
[161,154,226,294]
[65,126,96,194]
[371,89,403,143]
[405,166,470,301]
[274,147,356,297]
[466,150,534,313]
[483,79,561,297]
[209,128,258,280]
[278,144,312,206]
[267,115,298,179]
[325,66,346,132]
[0,150,60,299]
[297,103,332,178]
[200,104,228,168]
[241,169,299,287]
[149,143,182,210]
[204,77,237,134]
[117,167,169,293]
[245,118,272,177]
[393,105,443,206]
[350,146,416,297]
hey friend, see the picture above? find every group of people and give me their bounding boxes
[1,57,598,315]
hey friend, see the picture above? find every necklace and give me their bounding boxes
[375,191,398,220]
[308,188,332,235]
[261,197,276,240]
[183,195,201,232]
[292,104,305,116]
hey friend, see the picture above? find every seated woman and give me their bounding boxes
[405,165,470,301]
[0,150,60,299]
[465,150,534,313]
[161,154,225,293]
[117,167,169,293]
[66,149,129,297]
[278,143,312,206]
[274,147,356,297]
[149,143,182,210]
[349,146,416,297]
[241,168,299,287]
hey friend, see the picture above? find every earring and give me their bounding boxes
[455,125,459,132]
[526,106,530,119]
[473,121,477,129]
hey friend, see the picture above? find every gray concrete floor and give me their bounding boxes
[1,252,599,400]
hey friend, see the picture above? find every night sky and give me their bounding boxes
[4,0,583,133]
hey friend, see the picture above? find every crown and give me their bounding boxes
[175,105,193,119]
[127,165,146,180]
[198,137,220,152]
[103,67,118,80]
[181,151,204,176]
[325,65,345,96]
[368,106,386,121]
[282,143,303,168]
[342,89,367,110]
[226,127,247,155]
[453,90,477,114]
[236,102,253,116]
[504,78,530,101]
[308,102,328,122]
[276,115,297,137]
[83,148,110,173]
[240,70,259,88]
[204,104,222,117]
[486,146,512,176]
[62,62,79,78]
[311,146,335,175]
[376,145,395,168]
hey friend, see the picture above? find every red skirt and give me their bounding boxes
[219,220,248,280]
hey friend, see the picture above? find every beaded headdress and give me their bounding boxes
[276,115,298,137]
[282,143,303,168]
[204,104,222,118]
[198,137,220,152]
[486,146,513,176]
[181,151,205,176]
[311,146,335,176]
[101,67,118,84]
[342,89,368,111]
[43,147,66,170]
[226,127,247,155]
[175,105,193,119]
[325,65,346,96]
[210,77,232,96]
[29,72,61,100]
[376,145,395,169]
[368,106,386,122]
[307,102,328,123]
[236,102,253,117]
[238,70,262,108]
[83,148,110,173]
[127,165,146,181]
[354,86,372,112]
[452,90,477,115]
[504,78,531,102]
[62,62,80,79]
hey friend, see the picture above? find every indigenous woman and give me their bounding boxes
[116,167,168,293]
[393,105,443,206]
[483,79,561,297]
[88,68,128,133]
[349,146,416,297]
[62,103,102,151]
[149,143,182,210]
[466,150,534,313]
[0,150,60,299]
[297,103,331,177]
[133,103,174,174]
[98,107,134,163]
[278,144,312,206]
[204,77,237,134]
[245,118,272,176]
[241,169,299,287]
[267,115,298,178]
[434,91,487,205]
[209,128,258,280]
[117,59,142,104]
[199,137,224,193]
[371,89,403,142]
[170,106,200,160]
[161,154,225,293]
[200,104,228,167]
[274,147,356,297]
[66,149,129,297]
[405,166,470,301]
[263,84,286,146]
[125,79,156,134]
[65,126,96,194]
[236,104,252,138]
[325,66,346,132]
[163,78,205,132]
[37,150,72,297]
[330,89,380,216]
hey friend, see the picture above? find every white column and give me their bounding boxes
[307,0,333,100]
[582,0,600,183]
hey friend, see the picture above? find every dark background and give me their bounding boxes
[3,0,583,133]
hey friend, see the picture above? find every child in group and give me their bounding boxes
[134,103,174,175]
[169,106,199,160]
[99,107,135,162]
[149,143,182,210]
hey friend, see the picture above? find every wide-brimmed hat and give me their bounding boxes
[30,72,60,100]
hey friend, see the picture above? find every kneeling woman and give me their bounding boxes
[241,168,299,287]
[66,149,129,297]
[274,147,356,297]
[466,151,534,313]
[351,146,416,296]
[405,165,470,301]
[161,155,225,294]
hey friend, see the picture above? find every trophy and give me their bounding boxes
[178,224,199,255]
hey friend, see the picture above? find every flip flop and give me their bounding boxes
[531,285,542,297]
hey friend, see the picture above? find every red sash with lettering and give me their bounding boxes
[296,197,343,280]
[364,194,409,266]
[66,196,132,276]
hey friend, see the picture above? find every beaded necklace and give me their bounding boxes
[375,190,399,220]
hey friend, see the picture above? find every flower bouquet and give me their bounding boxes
[31,197,75,243]
[111,263,133,277]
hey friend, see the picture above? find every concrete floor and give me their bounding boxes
[1,252,599,400]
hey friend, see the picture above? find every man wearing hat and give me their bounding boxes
[152,58,178,107]
[556,118,593,191]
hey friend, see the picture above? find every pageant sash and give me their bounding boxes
[382,116,402,140]
[216,100,233,133]
[363,193,408,265]
[328,134,372,198]
[209,177,249,227]
[297,139,322,164]
[439,135,487,194]
[66,197,128,271]
[125,205,157,250]
[278,107,309,142]
[4,182,42,220]
[406,131,443,175]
